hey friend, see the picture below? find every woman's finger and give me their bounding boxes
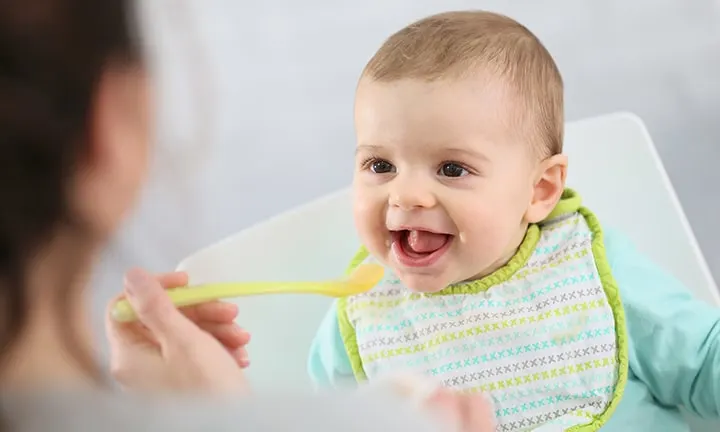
[229,346,251,368]
[197,322,250,349]
[108,298,238,347]
[424,387,463,426]
[457,394,495,431]
[122,268,202,348]
[108,271,189,306]
[156,271,189,289]
[181,301,238,323]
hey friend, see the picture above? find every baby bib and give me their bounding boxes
[337,190,628,431]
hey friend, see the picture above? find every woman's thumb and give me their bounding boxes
[124,268,196,346]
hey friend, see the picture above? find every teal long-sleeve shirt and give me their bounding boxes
[307,229,720,431]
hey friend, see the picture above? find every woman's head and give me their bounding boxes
[0,0,150,377]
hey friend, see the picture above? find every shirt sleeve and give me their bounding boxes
[307,300,357,389]
[604,227,720,418]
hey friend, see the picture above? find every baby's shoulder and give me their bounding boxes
[598,227,633,254]
[595,226,643,272]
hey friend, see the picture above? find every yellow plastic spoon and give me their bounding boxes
[111,263,384,323]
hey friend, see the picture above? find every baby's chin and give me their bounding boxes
[395,272,454,294]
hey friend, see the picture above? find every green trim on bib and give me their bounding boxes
[565,206,628,432]
[546,188,582,220]
[337,249,371,381]
[434,225,540,295]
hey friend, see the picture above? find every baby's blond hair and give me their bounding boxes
[363,11,564,156]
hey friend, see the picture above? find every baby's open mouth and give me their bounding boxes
[390,229,454,267]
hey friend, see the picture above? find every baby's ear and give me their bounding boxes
[525,154,568,223]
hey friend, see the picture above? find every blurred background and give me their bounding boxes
[91,0,720,354]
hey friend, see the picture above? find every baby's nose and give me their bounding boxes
[388,183,436,210]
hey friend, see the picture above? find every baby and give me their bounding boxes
[309,10,720,432]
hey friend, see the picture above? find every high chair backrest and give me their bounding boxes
[176,113,718,412]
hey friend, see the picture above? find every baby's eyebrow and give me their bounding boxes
[355,144,384,154]
[441,147,490,163]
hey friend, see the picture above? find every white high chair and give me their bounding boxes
[177,112,719,430]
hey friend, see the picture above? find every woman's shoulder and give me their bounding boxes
[2,389,442,431]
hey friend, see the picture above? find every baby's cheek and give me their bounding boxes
[458,222,505,253]
[353,207,386,256]
[462,207,519,243]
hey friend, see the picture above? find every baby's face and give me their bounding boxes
[353,77,539,293]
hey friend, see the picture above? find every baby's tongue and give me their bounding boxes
[407,230,447,253]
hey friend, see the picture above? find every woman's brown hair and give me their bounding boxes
[0,0,141,385]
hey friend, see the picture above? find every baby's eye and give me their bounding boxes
[439,162,469,178]
[370,159,396,174]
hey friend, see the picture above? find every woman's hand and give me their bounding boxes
[383,375,496,431]
[429,388,496,432]
[105,268,251,393]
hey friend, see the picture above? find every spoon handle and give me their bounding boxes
[111,281,337,322]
